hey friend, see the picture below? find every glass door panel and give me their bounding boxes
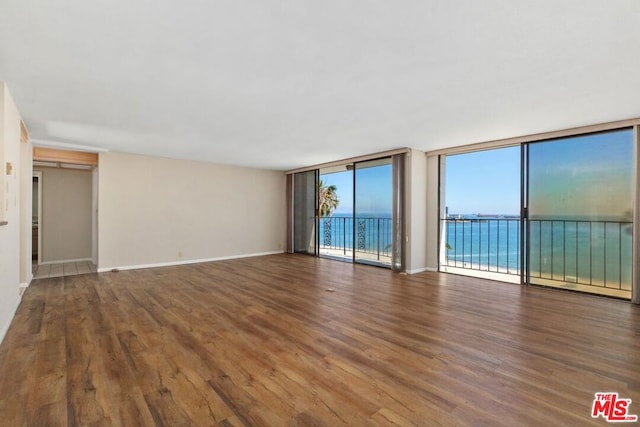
[526,129,634,298]
[318,165,353,261]
[354,158,393,267]
[439,147,522,282]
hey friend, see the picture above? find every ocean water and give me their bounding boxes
[443,218,632,288]
[318,213,393,256]
[317,214,632,289]
[444,219,521,272]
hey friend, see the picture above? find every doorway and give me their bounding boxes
[32,147,99,278]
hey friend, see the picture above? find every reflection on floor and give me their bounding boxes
[32,261,97,279]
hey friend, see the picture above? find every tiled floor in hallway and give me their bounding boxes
[32,260,97,279]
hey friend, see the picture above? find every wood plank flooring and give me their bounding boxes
[1,254,639,426]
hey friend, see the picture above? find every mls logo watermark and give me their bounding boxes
[591,392,638,423]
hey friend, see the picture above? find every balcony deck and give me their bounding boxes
[319,247,392,266]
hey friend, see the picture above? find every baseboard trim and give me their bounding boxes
[97,251,285,273]
[19,280,30,296]
[405,266,438,275]
[21,272,33,287]
[0,292,23,345]
[39,258,93,265]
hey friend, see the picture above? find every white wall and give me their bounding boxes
[33,167,93,263]
[0,83,30,343]
[98,152,286,271]
[404,149,428,273]
[426,154,441,271]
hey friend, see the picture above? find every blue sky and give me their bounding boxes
[318,130,633,219]
[528,129,633,220]
[445,146,521,215]
[320,164,392,215]
[445,129,633,219]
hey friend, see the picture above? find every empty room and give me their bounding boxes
[1,1,639,426]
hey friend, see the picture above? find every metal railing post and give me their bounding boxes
[377,219,381,260]
[343,217,346,255]
[438,218,630,295]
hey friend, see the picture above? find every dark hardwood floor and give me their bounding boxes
[1,254,639,426]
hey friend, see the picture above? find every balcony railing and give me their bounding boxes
[441,218,633,291]
[319,216,392,261]
[442,218,521,275]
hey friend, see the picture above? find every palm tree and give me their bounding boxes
[318,180,339,217]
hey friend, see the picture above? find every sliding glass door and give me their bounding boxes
[292,155,405,271]
[525,129,634,298]
[438,128,635,299]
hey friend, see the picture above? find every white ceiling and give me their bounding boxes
[1,1,640,170]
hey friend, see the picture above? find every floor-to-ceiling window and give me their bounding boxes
[354,158,393,267]
[439,146,521,283]
[439,127,636,299]
[525,128,634,299]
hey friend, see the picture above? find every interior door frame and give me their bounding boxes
[91,167,99,266]
[33,171,43,265]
